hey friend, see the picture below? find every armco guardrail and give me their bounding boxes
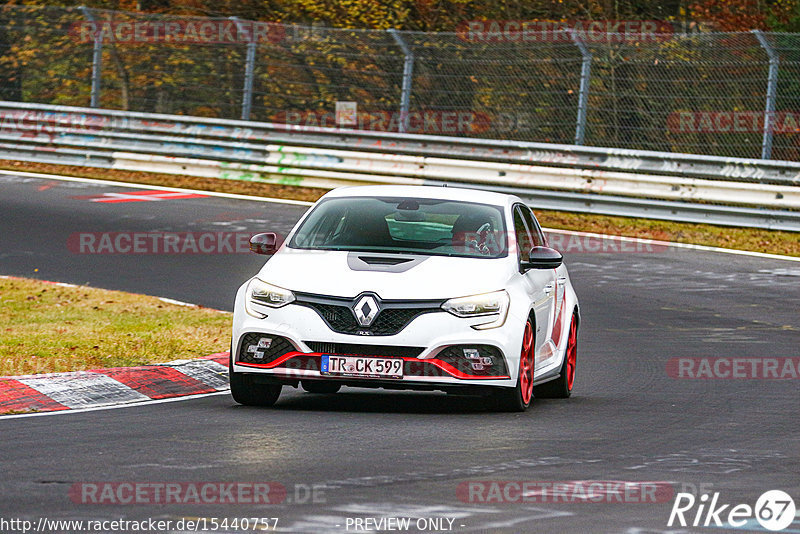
[1,101,799,232]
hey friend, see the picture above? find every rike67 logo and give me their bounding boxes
[668,490,796,531]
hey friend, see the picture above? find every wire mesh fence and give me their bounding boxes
[2,5,800,160]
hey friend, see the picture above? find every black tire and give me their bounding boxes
[229,349,282,406]
[492,386,528,412]
[492,318,535,412]
[301,381,342,394]
[534,313,578,399]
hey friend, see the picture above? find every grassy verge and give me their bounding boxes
[0,159,326,203]
[536,210,800,258]
[0,277,231,376]
[2,159,798,258]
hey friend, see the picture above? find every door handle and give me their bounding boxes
[557,276,567,284]
[543,282,554,294]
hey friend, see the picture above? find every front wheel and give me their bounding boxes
[230,368,282,407]
[493,318,535,412]
[534,313,578,399]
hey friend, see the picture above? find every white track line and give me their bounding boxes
[0,169,314,206]
[2,274,227,312]
[543,227,800,263]
[157,296,230,313]
[2,169,797,263]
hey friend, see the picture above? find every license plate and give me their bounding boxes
[321,355,404,379]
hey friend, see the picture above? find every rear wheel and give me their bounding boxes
[493,318,535,412]
[534,313,578,399]
[229,352,282,406]
[302,381,341,394]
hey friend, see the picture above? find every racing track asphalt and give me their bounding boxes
[0,173,798,533]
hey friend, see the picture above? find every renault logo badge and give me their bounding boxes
[353,295,380,327]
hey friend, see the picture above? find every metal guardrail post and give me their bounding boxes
[568,29,591,146]
[753,30,779,160]
[389,29,414,133]
[231,17,257,121]
[80,6,102,108]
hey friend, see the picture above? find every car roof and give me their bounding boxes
[322,185,518,207]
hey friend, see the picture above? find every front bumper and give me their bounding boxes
[231,291,521,390]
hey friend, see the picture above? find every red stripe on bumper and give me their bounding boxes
[236,352,509,380]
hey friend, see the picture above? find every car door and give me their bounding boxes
[525,207,571,354]
[513,205,557,365]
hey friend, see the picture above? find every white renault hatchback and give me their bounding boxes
[230,185,579,411]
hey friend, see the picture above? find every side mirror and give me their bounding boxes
[523,246,563,269]
[249,232,280,255]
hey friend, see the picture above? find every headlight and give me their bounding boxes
[245,278,295,318]
[442,290,509,330]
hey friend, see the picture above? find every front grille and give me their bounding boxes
[372,308,428,334]
[295,293,443,336]
[237,333,296,364]
[305,342,424,359]
[436,345,508,376]
[308,302,358,331]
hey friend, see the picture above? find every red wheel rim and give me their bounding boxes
[566,317,578,390]
[520,320,534,404]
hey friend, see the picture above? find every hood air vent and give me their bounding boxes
[358,256,414,266]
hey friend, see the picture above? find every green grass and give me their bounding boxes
[0,277,231,376]
[536,210,800,258]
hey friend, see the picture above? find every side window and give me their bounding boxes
[513,205,535,260]
[521,206,547,247]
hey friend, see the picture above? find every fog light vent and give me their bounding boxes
[437,345,507,376]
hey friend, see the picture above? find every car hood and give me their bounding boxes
[257,249,513,300]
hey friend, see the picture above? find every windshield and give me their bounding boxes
[288,196,507,258]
